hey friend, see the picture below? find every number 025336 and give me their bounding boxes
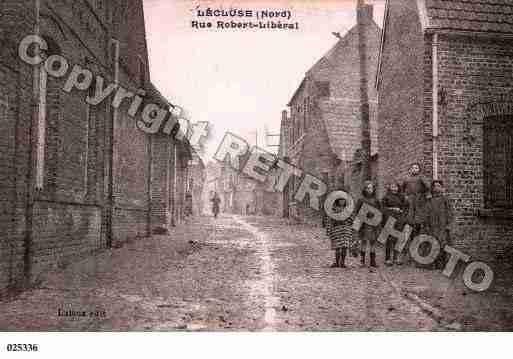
[6,344,39,352]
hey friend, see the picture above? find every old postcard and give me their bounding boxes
[0,0,512,356]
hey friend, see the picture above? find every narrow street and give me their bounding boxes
[0,215,444,331]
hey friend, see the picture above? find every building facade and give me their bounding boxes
[217,154,280,216]
[377,0,513,263]
[187,149,206,217]
[0,0,192,292]
[279,4,380,225]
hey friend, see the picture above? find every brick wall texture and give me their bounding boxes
[280,8,380,225]
[378,0,513,262]
[0,0,194,292]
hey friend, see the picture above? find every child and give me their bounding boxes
[357,181,381,268]
[402,163,431,262]
[426,180,454,269]
[381,182,408,266]
[327,198,354,268]
[402,163,431,229]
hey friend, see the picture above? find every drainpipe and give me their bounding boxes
[22,0,42,287]
[357,0,372,183]
[106,38,120,247]
[432,33,439,180]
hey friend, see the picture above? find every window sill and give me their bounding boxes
[478,208,513,219]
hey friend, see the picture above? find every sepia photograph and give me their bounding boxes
[0,0,512,356]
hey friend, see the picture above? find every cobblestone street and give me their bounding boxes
[0,215,510,331]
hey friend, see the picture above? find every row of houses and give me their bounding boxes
[0,0,205,293]
[206,156,281,217]
[278,0,513,263]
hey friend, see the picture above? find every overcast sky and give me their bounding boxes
[143,0,385,161]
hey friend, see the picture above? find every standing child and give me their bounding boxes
[426,180,454,269]
[402,163,431,233]
[327,198,354,268]
[357,181,381,268]
[381,182,408,266]
[402,163,431,262]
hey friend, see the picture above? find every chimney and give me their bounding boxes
[282,110,288,123]
[357,3,374,24]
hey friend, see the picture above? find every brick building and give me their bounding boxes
[187,149,206,217]
[147,85,192,234]
[0,0,192,292]
[377,0,513,262]
[217,153,280,216]
[218,157,253,215]
[279,4,380,225]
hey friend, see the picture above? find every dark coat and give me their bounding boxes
[426,194,453,247]
[211,196,221,213]
[381,190,408,227]
[402,175,431,226]
[356,183,381,243]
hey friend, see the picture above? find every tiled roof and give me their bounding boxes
[424,0,513,33]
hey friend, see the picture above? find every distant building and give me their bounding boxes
[218,157,254,215]
[279,4,380,225]
[202,161,222,216]
[187,149,206,216]
[217,154,281,216]
[377,0,513,262]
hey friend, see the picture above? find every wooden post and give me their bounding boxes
[357,0,372,183]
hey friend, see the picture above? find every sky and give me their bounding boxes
[143,0,385,162]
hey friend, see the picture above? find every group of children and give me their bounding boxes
[326,163,454,269]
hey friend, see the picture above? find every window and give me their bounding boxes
[316,81,330,98]
[0,93,7,124]
[84,84,96,193]
[35,66,48,190]
[484,115,513,209]
[35,36,61,191]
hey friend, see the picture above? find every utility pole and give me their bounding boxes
[357,0,372,182]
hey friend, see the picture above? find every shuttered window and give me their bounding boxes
[484,115,513,209]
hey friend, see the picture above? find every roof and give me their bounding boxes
[287,78,306,107]
[286,18,380,162]
[423,0,513,34]
[310,25,360,73]
[288,19,380,106]
[376,0,513,89]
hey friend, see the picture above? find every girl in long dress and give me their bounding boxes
[327,198,354,268]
